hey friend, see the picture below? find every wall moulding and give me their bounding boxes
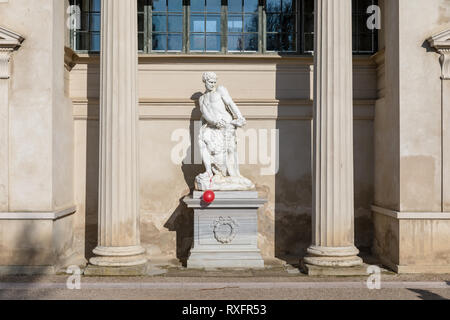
[73,53,377,68]
[71,99,376,121]
[428,29,450,80]
[372,205,450,220]
[0,206,77,221]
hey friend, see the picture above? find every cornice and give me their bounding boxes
[0,26,24,79]
[0,26,24,50]
[428,28,450,80]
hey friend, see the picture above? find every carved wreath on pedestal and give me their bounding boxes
[212,217,239,244]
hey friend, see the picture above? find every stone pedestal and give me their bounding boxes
[184,191,266,269]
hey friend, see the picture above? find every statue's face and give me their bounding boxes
[205,77,217,92]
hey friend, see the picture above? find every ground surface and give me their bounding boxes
[0,266,449,300]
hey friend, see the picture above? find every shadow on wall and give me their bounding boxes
[274,64,313,264]
[84,63,100,261]
[164,93,203,266]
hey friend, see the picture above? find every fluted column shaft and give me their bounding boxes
[90,0,146,267]
[304,0,362,267]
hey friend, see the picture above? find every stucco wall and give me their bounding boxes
[71,56,377,263]
[0,0,74,212]
[373,0,450,272]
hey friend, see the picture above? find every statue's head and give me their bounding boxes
[202,72,217,92]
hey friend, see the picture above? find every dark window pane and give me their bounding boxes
[267,0,281,12]
[228,35,244,51]
[206,34,221,51]
[191,14,205,32]
[206,0,221,12]
[358,14,368,33]
[359,0,375,11]
[229,0,242,13]
[304,0,314,13]
[281,15,295,33]
[152,14,167,32]
[266,34,279,51]
[244,34,258,51]
[138,33,144,51]
[266,14,280,32]
[138,13,145,32]
[190,34,205,51]
[75,32,90,51]
[206,15,221,32]
[138,0,145,12]
[153,34,167,51]
[168,0,183,12]
[280,33,295,51]
[153,0,166,11]
[168,14,183,32]
[358,33,373,52]
[244,14,258,32]
[282,0,294,13]
[304,14,314,33]
[79,13,90,31]
[168,34,182,51]
[244,0,258,13]
[304,33,314,52]
[228,15,243,32]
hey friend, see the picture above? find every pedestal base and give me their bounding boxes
[188,251,264,269]
[184,191,267,269]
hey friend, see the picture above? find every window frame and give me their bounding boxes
[70,0,378,56]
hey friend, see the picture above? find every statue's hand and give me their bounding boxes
[215,119,226,129]
[232,117,247,128]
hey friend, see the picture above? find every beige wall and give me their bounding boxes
[0,0,76,269]
[373,0,450,272]
[0,0,74,212]
[71,56,377,263]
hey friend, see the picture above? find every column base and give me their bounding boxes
[303,245,363,267]
[89,245,147,267]
[300,261,370,276]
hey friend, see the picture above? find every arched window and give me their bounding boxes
[69,0,378,54]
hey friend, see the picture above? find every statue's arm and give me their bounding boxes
[217,86,245,120]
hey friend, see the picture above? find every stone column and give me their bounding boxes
[89,0,147,267]
[304,0,362,268]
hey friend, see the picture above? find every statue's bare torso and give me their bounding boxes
[199,87,234,126]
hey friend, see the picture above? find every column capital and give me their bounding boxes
[0,50,12,79]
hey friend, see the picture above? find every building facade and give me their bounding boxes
[0,0,449,274]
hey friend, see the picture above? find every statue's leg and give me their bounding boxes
[233,145,241,176]
[199,140,213,176]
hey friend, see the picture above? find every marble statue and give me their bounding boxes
[195,72,255,191]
